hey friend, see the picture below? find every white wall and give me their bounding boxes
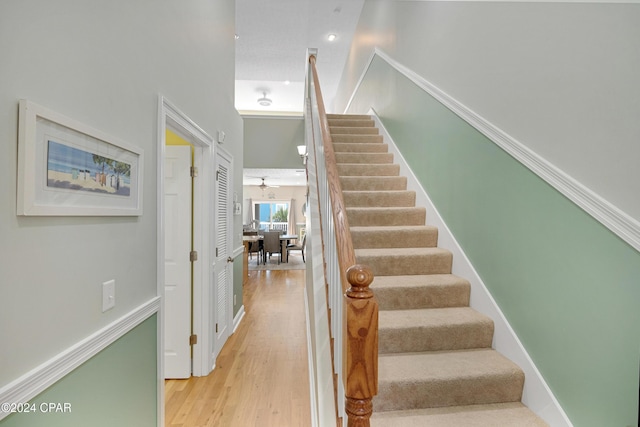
[0,0,242,388]
[336,0,640,222]
[243,116,306,169]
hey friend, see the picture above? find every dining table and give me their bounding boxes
[242,234,299,264]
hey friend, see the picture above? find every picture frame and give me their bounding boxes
[17,99,143,216]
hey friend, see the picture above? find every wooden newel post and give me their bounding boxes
[344,264,378,427]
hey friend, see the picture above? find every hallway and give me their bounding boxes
[165,269,311,426]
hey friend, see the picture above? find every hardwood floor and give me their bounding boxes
[165,269,311,427]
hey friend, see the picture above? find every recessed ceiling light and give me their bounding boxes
[327,34,336,42]
[234,34,239,40]
[283,80,290,85]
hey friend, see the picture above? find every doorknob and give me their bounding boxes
[227,256,233,263]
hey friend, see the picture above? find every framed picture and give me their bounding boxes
[17,100,143,216]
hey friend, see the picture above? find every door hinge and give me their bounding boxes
[216,170,219,181]
[189,334,197,345]
[215,247,218,257]
[215,323,218,333]
[190,166,198,178]
[190,250,198,262]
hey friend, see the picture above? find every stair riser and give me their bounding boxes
[327,114,371,120]
[335,153,394,164]
[344,191,417,208]
[378,322,494,354]
[340,177,407,191]
[333,143,388,153]
[330,126,379,135]
[347,208,426,227]
[374,374,524,411]
[327,119,375,128]
[338,164,400,177]
[332,135,383,143]
[356,253,452,276]
[372,282,470,311]
[351,228,436,248]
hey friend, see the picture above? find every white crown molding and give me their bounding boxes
[0,297,160,421]
[347,47,640,253]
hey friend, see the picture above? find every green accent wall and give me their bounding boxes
[350,55,640,427]
[0,315,157,427]
[233,256,244,317]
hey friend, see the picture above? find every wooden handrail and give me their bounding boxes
[308,54,378,427]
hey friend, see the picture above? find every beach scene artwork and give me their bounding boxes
[47,139,131,197]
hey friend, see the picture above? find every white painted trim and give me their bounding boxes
[371,111,573,426]
[304,286,319,427]
[347,48,640,254]
[157,95,215,426]
[0,297,160,422]
[232,305,245,334]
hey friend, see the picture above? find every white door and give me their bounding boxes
[164,145,192,379]
[212,150,233,357]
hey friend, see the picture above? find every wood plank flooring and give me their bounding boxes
[165,269,311,426]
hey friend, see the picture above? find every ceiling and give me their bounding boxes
[236,0,364,187]
[234,0,364,116]
[243,168,308,187]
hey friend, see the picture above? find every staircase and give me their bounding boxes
[328,114,548,426]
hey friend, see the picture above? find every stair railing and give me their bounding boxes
[304,51,378,427]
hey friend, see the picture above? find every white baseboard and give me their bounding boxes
[0,297,160,422]
[371,111,573,427]
[233,305,245,334]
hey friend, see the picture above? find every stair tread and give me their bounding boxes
[378,348,523,384]
[350,225,436,232]
[380,307,492,330]
[356,247,449,257]
[371,403,548,427]
[372,274,469,288]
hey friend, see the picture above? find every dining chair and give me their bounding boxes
[243,230,262,264]
[286,234,306,262]
[262,230,282,264]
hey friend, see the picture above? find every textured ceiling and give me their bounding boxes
[235,0,364,114]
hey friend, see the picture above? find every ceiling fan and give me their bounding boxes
[256,177,279,190]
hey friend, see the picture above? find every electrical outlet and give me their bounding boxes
[102,280,115,312]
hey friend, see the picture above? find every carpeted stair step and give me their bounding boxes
[356,247,452,276]
[378,307,494,353]
[327,118,375,128]
[344,191,417,208]
[370,402,548,427]
[375,349,525,411]
[333,142,388,153]
[338,163,400,177]
[347,207,426,227]
[327,113,371,120]
[335,152,394,164]
[351,226,437,248]
[340,176,407,191]
[330,126,379,135]
[332,134,384,144]
[371,274,470,310]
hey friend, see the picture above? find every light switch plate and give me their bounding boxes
[102,280,115,312]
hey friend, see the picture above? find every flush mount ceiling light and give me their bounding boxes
[257,91,272,107]
[327,34,337,42]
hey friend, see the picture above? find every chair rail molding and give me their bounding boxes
[346,47,640,254]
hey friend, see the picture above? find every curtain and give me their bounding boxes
[287,198,296,236]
